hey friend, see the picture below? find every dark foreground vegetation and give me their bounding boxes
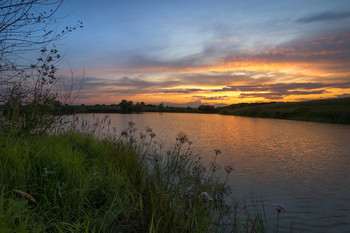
[0,130,227,232]
[1,113,291,232]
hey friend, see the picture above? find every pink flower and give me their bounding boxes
[200,192,214,202]
[272,203,285,213]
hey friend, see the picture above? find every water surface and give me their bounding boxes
[73,113,350,233]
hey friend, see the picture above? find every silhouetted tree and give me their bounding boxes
[119,100,133,113]
[1,0,83,102]
[134,102,144,112]
[0,0,82,135]
[198,105,215,112]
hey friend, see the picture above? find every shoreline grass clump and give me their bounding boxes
[0,114,292,232]
[0,118,234,232]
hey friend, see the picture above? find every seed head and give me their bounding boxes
[272,203,286,213]
[224,165,234,174]
[214,149,222,155]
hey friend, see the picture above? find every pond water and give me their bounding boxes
[71,112,350,233]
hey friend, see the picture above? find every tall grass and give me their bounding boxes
[0,115,290,232]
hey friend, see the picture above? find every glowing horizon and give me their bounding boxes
[56,0,350,106]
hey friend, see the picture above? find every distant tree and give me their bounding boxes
[119,100,133,113]
[157,103,164,112]
[198,105,215,112]
[134,102,144,112]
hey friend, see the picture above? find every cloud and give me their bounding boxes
[192,95,230,100]
[221,32,350,66]
[238,90,327,100]
[336,93,350,98]
[179,72,273,86]
[162,88,204,94]
[213,81,350,100]
[238,93,282,100]
[296,11,350,23]
[63,71,275,96]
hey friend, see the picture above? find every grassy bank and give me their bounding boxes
[218,97,350,124]
[0,133,213,232]
[1,123,274,232]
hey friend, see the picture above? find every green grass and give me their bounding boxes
[0,104,296,233]
[0,111,293,233]
[0,128,238,232]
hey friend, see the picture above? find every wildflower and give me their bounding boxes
[214,149,222,155]
[188,141,193,145]
[272,203,285,213]
[112,127,117,133]
[224,165,234,174]
[166,150,171,156]
[140,132,146,139]
[143,142,149,147]
[200,192,214,202]
[212,165,219,172]
[129,137,136,144]
[176,132,189,143]
[121,130,128,137]
[146,126,153,133]
[153,153,162,162]
[150,132,156,138]
[128,121,135,127]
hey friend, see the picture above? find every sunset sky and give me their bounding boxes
[56,0,350,106]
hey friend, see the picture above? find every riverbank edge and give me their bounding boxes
[0,130,275,232]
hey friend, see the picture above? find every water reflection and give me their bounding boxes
[72,113,350,233]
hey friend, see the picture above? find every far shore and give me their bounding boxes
[50,97,350,125]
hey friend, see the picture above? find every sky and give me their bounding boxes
[55,0,350,106]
